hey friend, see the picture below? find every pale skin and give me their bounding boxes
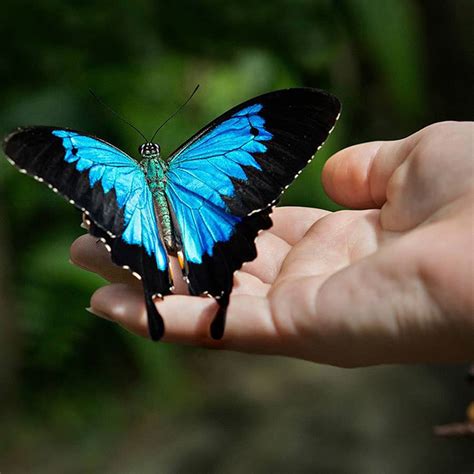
[70,121,474,367]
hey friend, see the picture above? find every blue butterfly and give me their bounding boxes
[3,88,340,340]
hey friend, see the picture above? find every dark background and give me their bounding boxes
[0,0,473,472]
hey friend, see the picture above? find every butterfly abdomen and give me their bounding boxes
[143,158,178,254]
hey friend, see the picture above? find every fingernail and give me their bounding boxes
[86,307,113,321]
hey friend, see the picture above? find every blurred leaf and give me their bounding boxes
[345,0,426,123]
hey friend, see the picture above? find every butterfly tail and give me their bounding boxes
[210,293,229,340]
[140,250,170,341]
[144,291,165,341]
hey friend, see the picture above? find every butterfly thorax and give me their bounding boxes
[142,156,178,254]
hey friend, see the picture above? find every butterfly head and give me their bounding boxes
[139,142,161,159]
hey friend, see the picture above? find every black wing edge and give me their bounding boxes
[233,88,341,215]
[3,127,173,341]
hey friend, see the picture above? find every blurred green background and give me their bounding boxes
[0,0,473,472]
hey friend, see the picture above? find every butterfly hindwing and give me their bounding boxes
[165,88,341,337]
[3,127,172,340]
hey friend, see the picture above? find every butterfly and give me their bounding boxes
[3,88,341,341]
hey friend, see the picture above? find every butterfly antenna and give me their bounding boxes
[89,89,149,143]
[150,84,200,143]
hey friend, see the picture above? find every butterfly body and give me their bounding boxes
[3,88,341,341]
[141,155,178,253]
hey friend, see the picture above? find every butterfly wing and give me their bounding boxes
[165,88,341,338]
[3,127,172,340]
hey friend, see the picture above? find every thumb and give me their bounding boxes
[322,139,408,209]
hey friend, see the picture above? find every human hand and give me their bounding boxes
[70,121,474,367]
